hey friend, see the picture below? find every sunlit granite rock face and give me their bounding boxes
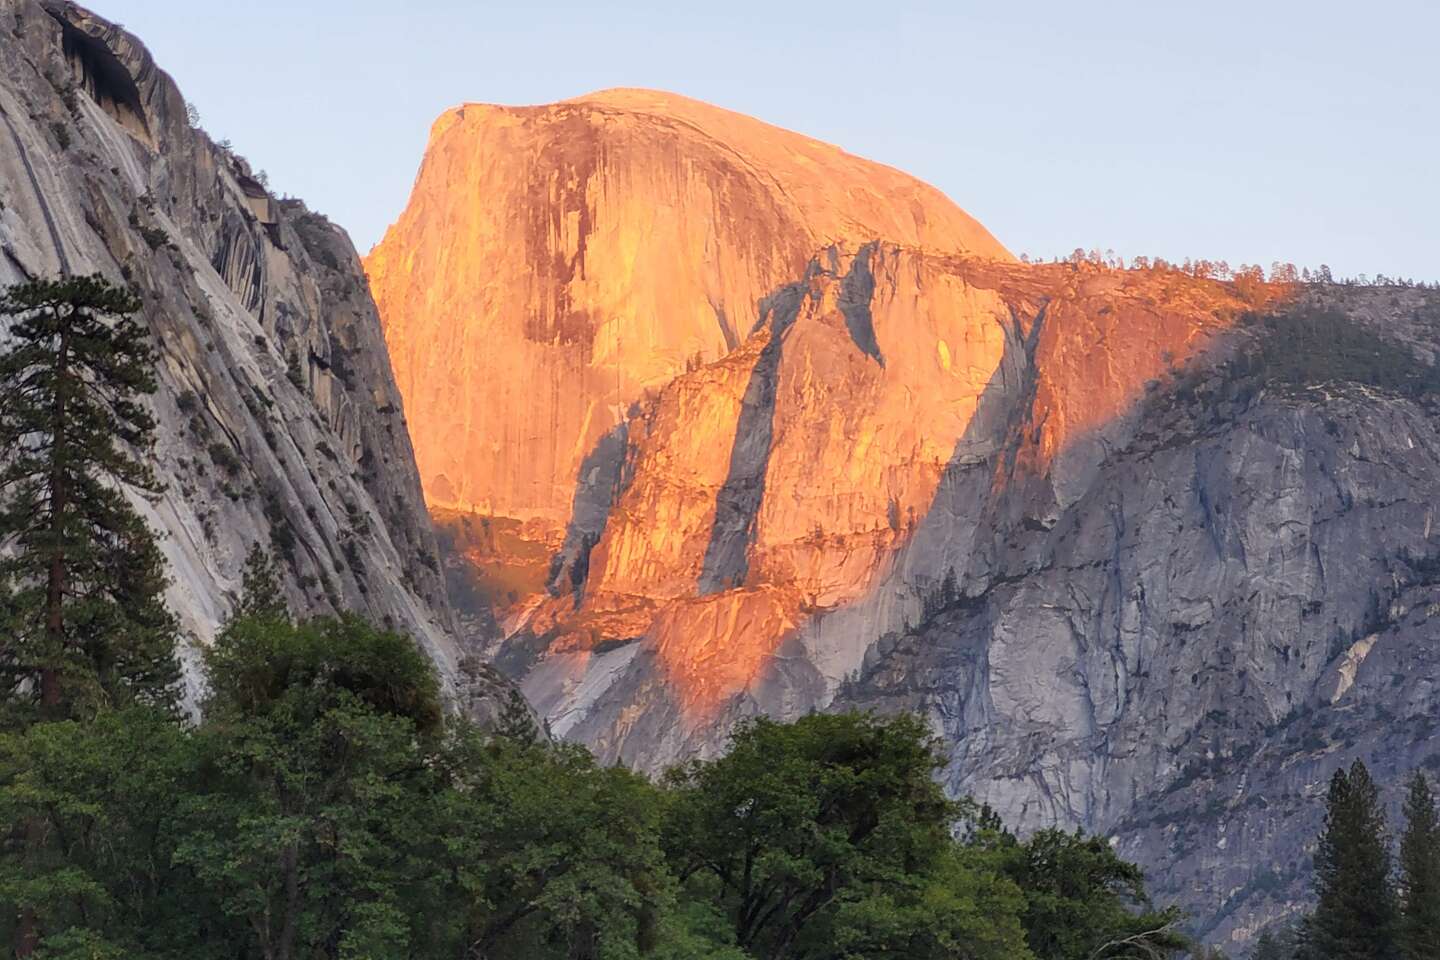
[365,88,1010,527]
[366,88,1232,756]
[0,0,510,716]
[370,87,1440,950]
[500,257,1242,760]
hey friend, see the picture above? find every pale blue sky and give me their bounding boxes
[104,1,1437,280]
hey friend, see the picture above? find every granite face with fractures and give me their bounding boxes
[365,88,1010,527]
[0,0,514,717]
[375,88,1440,951]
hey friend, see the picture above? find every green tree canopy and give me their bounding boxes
[1001,827,1188,960]
[437,728,670,960]
[662,711,1024,960]
[176,610,450,960]
[203,611,443,737]
[0,707,197,959]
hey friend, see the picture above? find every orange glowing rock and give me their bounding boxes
[367,89,1246,754]
[365,88,1010,528]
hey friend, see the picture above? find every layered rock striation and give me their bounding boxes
[0,0,492,706]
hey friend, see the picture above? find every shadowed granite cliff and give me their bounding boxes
[0,0,514,720]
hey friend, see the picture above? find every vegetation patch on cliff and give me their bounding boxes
[1233,297,1440,398]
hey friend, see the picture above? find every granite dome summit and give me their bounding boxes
[366,86,1010,524]
[367,86,1440,951]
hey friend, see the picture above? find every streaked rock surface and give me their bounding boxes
[0,0,497,711]
[375,87,1440,950]
[366,88,1010,527]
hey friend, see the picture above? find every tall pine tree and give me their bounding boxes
[1312,760,1400,960]
[0,275,179,717]
[1400,771,1440,960]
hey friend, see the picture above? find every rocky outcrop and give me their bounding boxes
[365,88,1010,532]
[0,0,469,695]
[373,86,1440,950]
[835,281,1440,948]
[497,254,1245,757]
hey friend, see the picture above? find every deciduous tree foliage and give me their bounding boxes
[0,707,197,959]
[661,712,974,959]
[0,610,1191,960]
[995,826,1187,960]
[437,726,668,959]
[175,610,449,960]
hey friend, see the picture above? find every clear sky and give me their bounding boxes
[103,1,1437,280]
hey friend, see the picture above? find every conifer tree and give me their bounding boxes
[0,275,179,716]
[1252,926,1304,960]
[233,542,289,623]
[1250,931,1283,960]
[494,685,540,741]
[1311,760,1400,960]
[1400,771,1440,960]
